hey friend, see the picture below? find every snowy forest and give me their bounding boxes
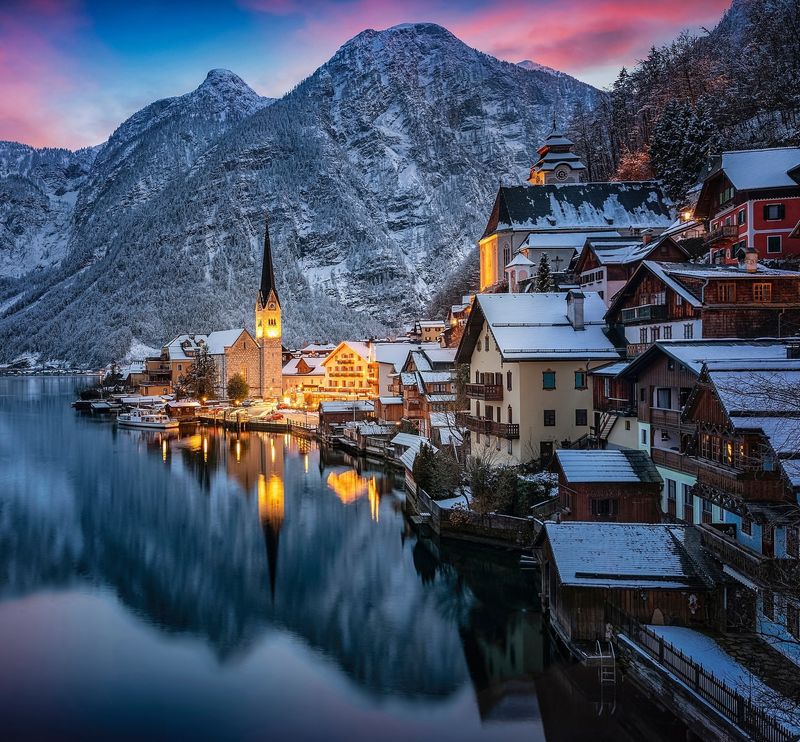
[567,0,800,204]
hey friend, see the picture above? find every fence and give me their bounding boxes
[605,603,796,742]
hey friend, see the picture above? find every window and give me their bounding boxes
[640,387,646,402]
[542,371,556,390]
[767,235,782,254]
[641,428,648,445]
[741,516,752,536]
[656,388,672,409]
[763,203,785,221]
[575,371,587,389]
[718,283,736,303]
[485,406,493,422]
[702,499,713,513]
[543,410,556,426]
[639,328,648,344]
[506,370,512,391]
[753,283,772,302]
[719,186,734,204]
[683,323,694,339]
[650,326,660,343]
[737,209,746,225]
[663,325,672,340]
[508,437,513,455]
[591,498,618,517]
[177,364,182,371]
[667,479,676,501]
[540,441,554,463]
[576,409,588,426]
[484,336,490,351]
[683,484,692,506]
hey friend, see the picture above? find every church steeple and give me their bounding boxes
[258,216,280,309]
[528,126,587,185]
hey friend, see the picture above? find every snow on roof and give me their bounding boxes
[423,347,457,365]
[408,351,432,372]
[522,231,619,249]
[319,400,374,413]
[706,364,800,416]
[373,341,438,371]
[400,372,418,387]
[205,329,246,355]
[377,396,403,405]
[356,423,395,436]
[732,416,800,455]
[475,292,619,361]
[640,262,702,307]
[543,523,708,589]
[438,427,463,446]
[425,393,456,403]
[390,432,429,448]
[720,147,800,191]
[584,234,680,266]
[429,411,457,428]
[302,343,336,352]
[505,252,534,268]
[419,370,452,384]
[398,436,438,471]
[418,320,445,328]
[555,449,662,484]
[589,360,631,377]
[283,356,326,375]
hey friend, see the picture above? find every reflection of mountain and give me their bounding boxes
[0,378,467,698]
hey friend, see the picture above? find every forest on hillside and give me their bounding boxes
[568,0,800,205]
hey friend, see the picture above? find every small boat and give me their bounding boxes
[117,408,179,430]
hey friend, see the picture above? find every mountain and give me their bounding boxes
[0,23,600,364]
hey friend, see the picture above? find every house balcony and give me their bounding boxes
[650,407,681,428]
[691,457,787,504]
[465,383,503,401]
[620,303,668,324]
[650,447,698,476]
[698,523,770,584]
[703,224,739,246]
[456,412,519,439]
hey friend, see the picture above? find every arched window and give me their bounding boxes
[484,335,489,351]
[507,370,512,391]
[508,405,513,424]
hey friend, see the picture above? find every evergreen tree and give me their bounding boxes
[533,253,555,293]
[178,345,217,400]
[227,372,249,402]
[412,444,437,494]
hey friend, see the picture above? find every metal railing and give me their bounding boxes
[605,603,795,742]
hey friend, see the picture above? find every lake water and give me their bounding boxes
[0,376,684,741]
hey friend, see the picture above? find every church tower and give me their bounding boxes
[528,127,587,185]
[256,217,282,400]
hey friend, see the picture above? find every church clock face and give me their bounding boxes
[268,302,276,310]
[556,168,568,181]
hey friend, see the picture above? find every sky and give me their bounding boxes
[0,0,732,150]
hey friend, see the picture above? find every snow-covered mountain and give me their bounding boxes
[0,23,599,364]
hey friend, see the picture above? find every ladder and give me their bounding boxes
[595,640,617,715]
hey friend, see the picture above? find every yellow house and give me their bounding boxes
[319,341,378,401]
[455,291,620,465]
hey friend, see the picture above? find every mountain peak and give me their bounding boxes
[517,60,561,77]
[199,68,250,91]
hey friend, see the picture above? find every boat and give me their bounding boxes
[117,408,179,430]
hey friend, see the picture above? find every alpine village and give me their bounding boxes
[4,1,800,740]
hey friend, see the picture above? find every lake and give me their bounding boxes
[0,376,683,741]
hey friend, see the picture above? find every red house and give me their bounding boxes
[694,147,800,264]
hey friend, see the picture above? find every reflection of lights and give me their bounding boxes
[203,435,208,463]
[270,438,275,463]
[368,477,379,522]
[258,473,284,527]
[304,453,309,474]
[162,439,168,462]
[185,434,203,452]
[235,438,241,463]
[326,470,369,505]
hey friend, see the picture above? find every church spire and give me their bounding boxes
[258,215,279,308]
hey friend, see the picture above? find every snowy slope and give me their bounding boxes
[0,24,599,364]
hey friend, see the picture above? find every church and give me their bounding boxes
[156,218,283,400]
[478,128,675,291]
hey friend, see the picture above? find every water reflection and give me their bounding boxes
[0,377,681,741]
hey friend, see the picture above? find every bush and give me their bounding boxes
[227,372,249,402]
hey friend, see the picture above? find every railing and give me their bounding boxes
[650,407,681,428]
[465,383,503,401]
[487,420,519,439]
[704,224,739,245]
[620,303,668,323]
[698,523,769,583]
[650,447,699,476]
[455,413,519,439]
[530,497,562,520]
[605,602,795,742]
[692,458,787,501]
[626,343,651,357]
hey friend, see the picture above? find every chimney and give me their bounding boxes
[743,246,759,273]
[642,229,653,246]
[566,290,585,331]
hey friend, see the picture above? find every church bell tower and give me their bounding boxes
[256,217,282,400]
[528,126,587,185]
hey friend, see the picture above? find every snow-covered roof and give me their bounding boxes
[301,343,336,353]
[639,262,703,307]
[425,393,456,403]
[705,362,800,416]
[719,147,800,191]
[654,261,799,280]
[581,233,685,267]
[555,449,662,484]
[471,292,619,362]
[429,411,457,428]
[505,252,534,268]
[377,396,403,405]
[543,523,712,589]
[419,370,452,384]
[782,459,800,488]
[391,432,429,448]
[282,356,326,375]
[589,360,631,377]
[521,231,619,249]
[319,400,374,413]
[423,347,457,365]
[418,320,445,328]
[205,329,247,355]
[400,372,418,386]
[437,427,463,446]
[373,341,439,372]
[356,423,395,437]
[408,351,432,371]
[484,183,673,239]
[398,437,438,471]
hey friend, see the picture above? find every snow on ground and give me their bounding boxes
[435,490,473,510]
[648,625,800,733]
[125,338,160,361]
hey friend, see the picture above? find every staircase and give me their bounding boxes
[595,639,617,715]
[596,412,617,441]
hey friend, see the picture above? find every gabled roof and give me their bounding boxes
[322,340,372,366]
[505,252,534,268]
[575,234,690,273]
[482,182,673,239]
[718,147,800,190]
[555,449,662,484]
[540,522,718,589]
[283,356,325,376]
[621,339,791,379]
[205,329,249,355]
[456,292,620,363]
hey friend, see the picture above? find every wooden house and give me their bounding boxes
[536,522,724,645]
[553,449,663,523]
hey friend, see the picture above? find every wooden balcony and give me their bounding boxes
[692,457,787,503]
[703,224,738,246]
[698,523,769,583]
[620,303,668,323]
[465,383,503,401]
[456,413,519,439]
[650,447,699,476]
[650,407,681,428]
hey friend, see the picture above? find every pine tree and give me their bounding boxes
[533,253,555,293]
[178,345,218,400]
[227,372,249,402]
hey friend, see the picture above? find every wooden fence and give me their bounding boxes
[606,603,796,742]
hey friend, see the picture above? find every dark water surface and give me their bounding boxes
[0,377,683,741]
